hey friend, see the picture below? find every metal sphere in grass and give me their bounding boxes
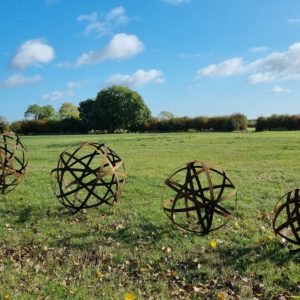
[0,131,28,194]
[51,142,126,213]
[162,161,237,234]
[273,189,300,252]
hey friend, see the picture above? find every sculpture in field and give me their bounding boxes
[163,161,237,234]
[0,131,28,194]
[51,142,126,213]
[273,189,300,252]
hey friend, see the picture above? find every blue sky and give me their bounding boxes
[1,0,300,121]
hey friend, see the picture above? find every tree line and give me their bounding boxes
[256,114,300,131]
[4,85,298,134]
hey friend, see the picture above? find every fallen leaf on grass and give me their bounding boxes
[124,292,136,300]
[193,286,201,293]
[259,210,268,221]
[217,291,229,300]
[234,221,240,229]
[171,270,177,277]
[60,280,67,287]
[5,223,12,230]
[140,267,150,273]
[253,283,264,298]
[210,240,218,248]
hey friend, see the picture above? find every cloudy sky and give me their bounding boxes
[1,0,300,121]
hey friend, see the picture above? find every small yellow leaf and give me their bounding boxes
[267,235,273,241]
[234,221,240,229]
[125,292,136,300]
[217,291,228,300]
[96,271,103,279]
[140,267,150,273]
[256,293,264,297]
[171,270,177,277]
[4,295,11,300]
[210,240,218,248]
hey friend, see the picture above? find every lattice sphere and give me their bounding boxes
[51,142,126,213]
[273,189,300,252]
[163,161,237,234]
[0,131,28,194]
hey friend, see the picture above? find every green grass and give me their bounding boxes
[0,132,300,299]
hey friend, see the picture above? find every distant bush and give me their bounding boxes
[256,114,300,131]
[229,113,248,131]
[142,114,247,133]
[247,119,257,128]
[10,119,87,134]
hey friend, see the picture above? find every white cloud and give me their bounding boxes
[249,46,268,53]
[42,80,85,101]
[78,6,130,37]
[107,6,129,25]
[254,43,300,81]
[42,90,64,101]
[78,12,108,37]
[74,33,144,67]
[288,18,300,24]
[197,42,300,84]
[162,0,190,5]
[78,12,98,23]
[197,58,246,78]
[105,69,165,87]
[67,81,82,89]
[270,85,290,94]
[10,39,55,69]
[247,73,275,84]
[0,74,42,88]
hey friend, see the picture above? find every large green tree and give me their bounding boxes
[24,104,41,119]
[39,105,57,120]
[78,99,95,128]
[94,86,151,131]
[158,111,175,120]
[59,102,80,119]
[24,104,58,120]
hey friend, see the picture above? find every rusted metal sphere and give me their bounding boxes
[0,131,28,194]
[163,161,237,234]
[273,189,300,252]
[51,142,126,213]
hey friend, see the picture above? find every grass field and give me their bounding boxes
[0,131,300,299]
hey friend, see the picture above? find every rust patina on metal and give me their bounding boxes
[163,161,237,234]
[273,189,300,252]
[51,142,126,213]
[0,131,28,194]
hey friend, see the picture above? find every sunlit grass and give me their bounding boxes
[0,131,299,299]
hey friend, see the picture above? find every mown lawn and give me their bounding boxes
[0,131,300,299]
